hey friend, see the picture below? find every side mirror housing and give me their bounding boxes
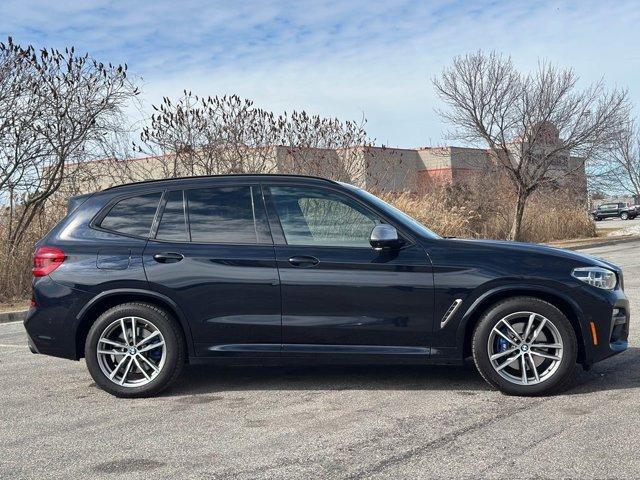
[370,224,400,250]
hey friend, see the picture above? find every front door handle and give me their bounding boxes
[288,256,319,268]
[153,252,184,264]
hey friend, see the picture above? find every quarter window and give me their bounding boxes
[100,192,162,237]
[270,186,380,247]
[187,186,257,243]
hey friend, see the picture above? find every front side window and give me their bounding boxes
[187,186,257,243]
[270,186,380,247]
[100,192,162,237]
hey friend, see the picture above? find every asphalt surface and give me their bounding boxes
[1,241,639,479]
[595,216,640,231]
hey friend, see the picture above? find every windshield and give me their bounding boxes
[341,184,441,240]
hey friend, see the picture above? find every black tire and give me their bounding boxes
[593,216,601,222]
[472,297,578,396]
[85,302,185,398]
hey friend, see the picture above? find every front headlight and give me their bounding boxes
[571,266,617,290]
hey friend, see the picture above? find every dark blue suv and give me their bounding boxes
[25,175,630,397]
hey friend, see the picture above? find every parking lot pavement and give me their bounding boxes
[595,216,640,231]
[1,241,639,480]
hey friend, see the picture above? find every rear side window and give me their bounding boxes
[187,186,257,243]
[100,192,162,237]
[156,190,188,241]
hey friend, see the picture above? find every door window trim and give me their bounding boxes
[150,189,189,241]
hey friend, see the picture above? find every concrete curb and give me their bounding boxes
[554,236,640,251]
[0,310,27,324]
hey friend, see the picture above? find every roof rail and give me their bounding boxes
[101,173,339,192]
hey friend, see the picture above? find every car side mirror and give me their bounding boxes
[370,224,400,251]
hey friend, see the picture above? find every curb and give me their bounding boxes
[552,236,640,251]
[0,310,27,324]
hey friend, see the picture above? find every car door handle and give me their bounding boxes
[153,252,184,263]
[288,256,319,268]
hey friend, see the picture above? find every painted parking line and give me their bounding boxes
[0,343,25,348]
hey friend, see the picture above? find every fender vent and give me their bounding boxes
[440,299,463,328]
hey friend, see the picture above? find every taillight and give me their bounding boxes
[33,246,66,277]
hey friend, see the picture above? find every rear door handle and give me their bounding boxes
[153,252,184,263]
[288,256,319,268]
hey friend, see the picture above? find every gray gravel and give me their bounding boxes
[1,241,638,479]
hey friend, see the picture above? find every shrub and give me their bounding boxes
[0,201,66,303]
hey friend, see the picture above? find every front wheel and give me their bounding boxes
[472,297,577,396]
[621,212,629,220]
[85,302,185,398]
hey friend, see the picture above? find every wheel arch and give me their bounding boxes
[74,289,194,360]
[457,285,590,365]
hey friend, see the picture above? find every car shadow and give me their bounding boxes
[165,362,490,396]
[164,347,640,397]
[561,346,640,396]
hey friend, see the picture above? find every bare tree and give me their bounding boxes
[135,94,376,187]
[590,117,640,200]
[277,110,373,184]
[0,37,138,290]
[137,92,281,178]
[433,51,628,240]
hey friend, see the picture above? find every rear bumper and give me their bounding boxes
[24,276,92,360]
[27,333,39,354]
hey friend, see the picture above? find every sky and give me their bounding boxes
[2,0,640,148]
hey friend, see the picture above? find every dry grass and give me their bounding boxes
[381,180,595,243]
[0,201,66,303]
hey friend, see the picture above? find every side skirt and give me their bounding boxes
[189,344,465,366]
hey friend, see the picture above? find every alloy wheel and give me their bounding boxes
[96,316,166,387]
[487,311,563,386]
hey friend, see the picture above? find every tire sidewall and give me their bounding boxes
[85,303,182,398]
[473,297,577,396]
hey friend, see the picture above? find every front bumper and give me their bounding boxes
[582,289,630,366]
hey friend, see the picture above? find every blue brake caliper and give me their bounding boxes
[496,333,510,353]
[148,346,163,362]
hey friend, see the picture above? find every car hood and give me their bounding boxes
[442,238,620,272]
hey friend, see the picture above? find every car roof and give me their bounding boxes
[100,173,340,194]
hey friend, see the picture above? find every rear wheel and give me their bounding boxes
[621,212,629,220]
[85,302,185,398]
[472,297,577,396]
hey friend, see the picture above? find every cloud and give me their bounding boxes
[2,0,640,147]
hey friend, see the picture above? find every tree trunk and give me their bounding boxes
[509,189,529,241]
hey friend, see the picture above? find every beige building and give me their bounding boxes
[68,142,586,196]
